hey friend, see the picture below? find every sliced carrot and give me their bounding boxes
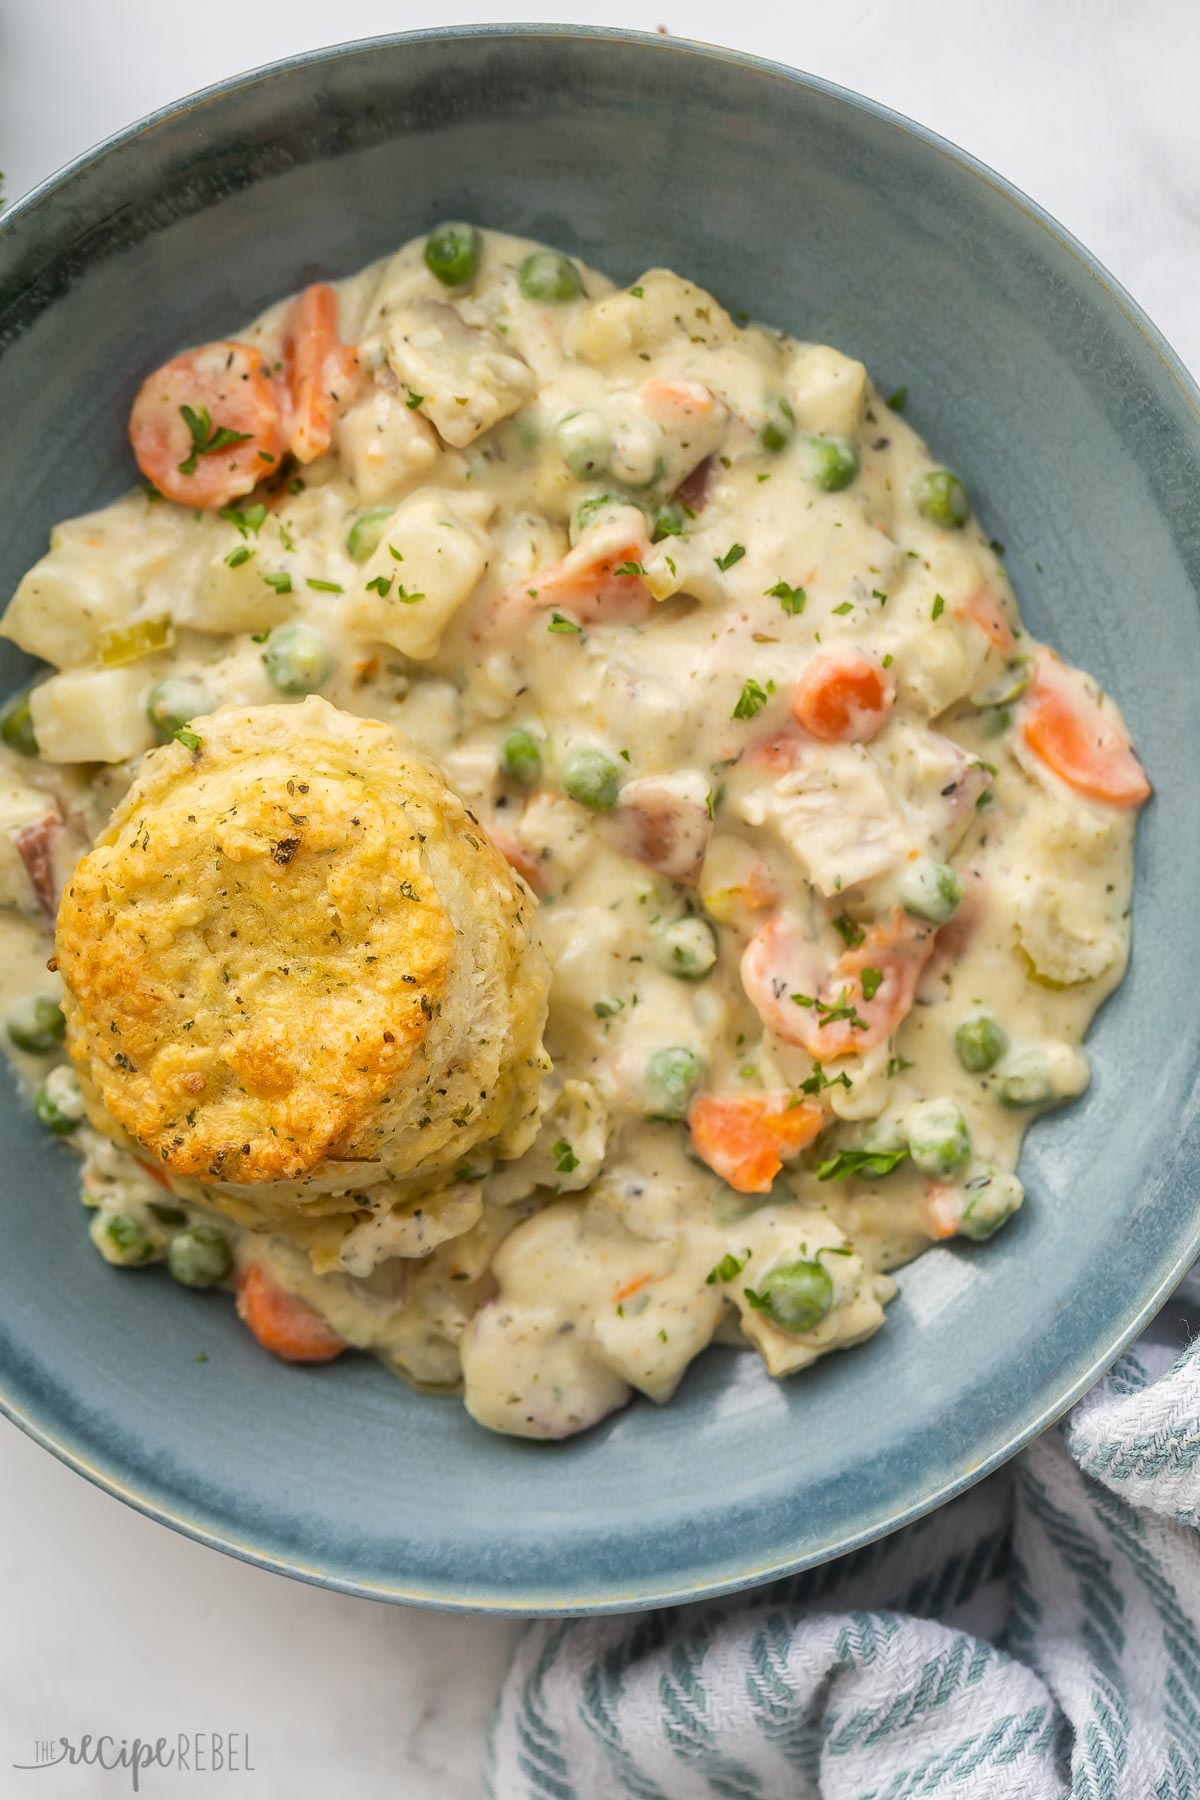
[688,1092,825,1195]
[742,909,935,1059]
[281,283,341,464]
[790,648,894,744]
[958,585,1014,651]
[134,1157,177,1193]
[640,377,715,421]
[235,1264,347,1364]
[491,829,544,893]
[924,1181,961,1240]
[129,341,284,508]
[612,1272,655,1304]
[1021,648,1150,808]
[745,728,807,773]
[504,528,654,627]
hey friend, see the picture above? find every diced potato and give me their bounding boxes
[2,497,197,670]
[29,664,158,763]
[335,385,442,504]
[3,547,134,671]
[565,269,735,367]
[383,300,534,448]
[181,525,299,636]
[1016,881,1120,986]
[346,489,493,659]
[786,345,868,438]
[0,780,57,911]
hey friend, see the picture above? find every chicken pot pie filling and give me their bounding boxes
[0,226,1149,1438]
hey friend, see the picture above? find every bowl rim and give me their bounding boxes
[2,20,1198,1616]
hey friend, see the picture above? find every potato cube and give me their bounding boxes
[29,664,158,763]
[346,491,493,659]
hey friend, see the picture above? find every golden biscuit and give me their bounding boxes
[56,698,550,1258]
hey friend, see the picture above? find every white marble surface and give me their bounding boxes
[1,3,1196,1794]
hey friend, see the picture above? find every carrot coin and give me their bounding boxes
[235,1263,347,1363]
[790,648,894,743]
[129,341,284,508]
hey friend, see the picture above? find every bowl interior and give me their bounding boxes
[1,27,1198,1611]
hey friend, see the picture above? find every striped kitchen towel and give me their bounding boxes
[490,1276,1200,1798]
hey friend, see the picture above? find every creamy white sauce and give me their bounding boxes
[0,228,1143,1438]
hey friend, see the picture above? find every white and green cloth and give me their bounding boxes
[490,1276,1200,1798]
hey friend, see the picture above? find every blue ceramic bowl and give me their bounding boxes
[1,26,1197,1614]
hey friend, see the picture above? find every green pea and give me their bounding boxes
[555,411,611,479]
[970,661,1031,709]
[0,689,37,756]
[561,745,622,811]
[652,917,718,981]
[898,857,964,924]
[916,469,970,527]
[760,396,795,454]
[907,1097,971,1178]
[956,1014,1008,1074]
[750,1259,833,1334]
[960,1167,1023,1241]
[996,1048,1053,1109]
[93,1211,155,1266]
[806,435,860,492]
[263,623,332,695]
[168,1224,233,1289]
[649,499,685,542]
[346,507,397,563]
[642,1046,705,1121]
[6,996,66,1055]
[518,250,583,303]
[501,727,543,786]
[145,676,215,744]
[424,222,482,288]
[33,1072,81,1135]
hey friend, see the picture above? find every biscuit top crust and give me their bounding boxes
[55,699,474,1184]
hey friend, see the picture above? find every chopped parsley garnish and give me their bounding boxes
[706,1250,750,1286]
[767,579,806,615]
[887,1054,916,1078]
[279,523,295,552]
[552,1139,580,1174]
[882,653,894,668]
[817,1146,910,1181]
[405,388,425,409]
[250,629,270,643]
[831,913,865,948]
[989,538,1006,556]
[931,593,945,621]
[886,386,907,413]
[630,285,645,298]
[872,588,888,605]
[714,543,746,573]
[306,578,343,594]
[799,1062,854,1098]
[388,544,404,561]
[177,404,251,476]
[366,575,392,596]
[548,612,581,633]
[593,998,624,1018]
[791,989,868,1031]
[614,560,647,577]
[395,586,424,604]
[220,503,267,537]
[262,571,292,594]
[832,600,854,616]
[224,546,253,568]
[860,967,883,1001]
[732,677,774,720]
[173,726,201,752]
